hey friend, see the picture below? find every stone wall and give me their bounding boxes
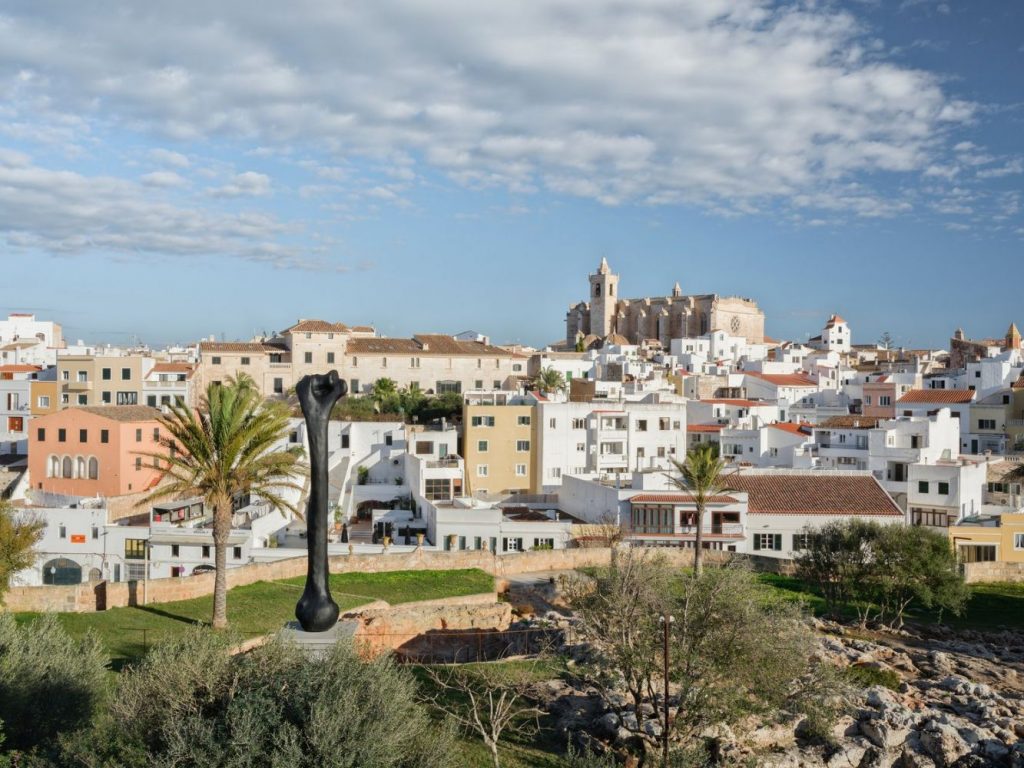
[2,545,738,614]
[963,561,1024,584]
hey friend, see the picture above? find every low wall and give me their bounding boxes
[2,545,744,614]
[963,561,1024,584]
[347,601,514,660]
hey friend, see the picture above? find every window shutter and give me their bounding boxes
[753,536,761,551]
[774,534,782,551]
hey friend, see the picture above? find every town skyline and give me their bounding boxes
[1,0,1021,349]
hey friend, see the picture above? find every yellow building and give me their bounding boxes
[950,513,1024,564]
[462,402,538,497]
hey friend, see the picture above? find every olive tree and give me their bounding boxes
[564,552,829,759]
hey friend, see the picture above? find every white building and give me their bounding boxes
[809,314,852,354]
[719,423,812,467]
[907,458,987,530]
[867,409,961,508]
[0,313,64,367]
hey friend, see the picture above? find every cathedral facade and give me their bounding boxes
[565,259,765,347]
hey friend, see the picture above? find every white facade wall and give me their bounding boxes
[907,460,987,526]
[743,511,903,559]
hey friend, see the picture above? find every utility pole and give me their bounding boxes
[659,613,675,768]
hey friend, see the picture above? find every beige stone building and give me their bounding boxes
[193,321,526,402]
[463,401,538,497]
[57,354,153,408]
[565,258,765,348]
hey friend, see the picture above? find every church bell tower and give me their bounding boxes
[589,257,620,338]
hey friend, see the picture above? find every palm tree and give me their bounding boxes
[371,377,398,408]
[141,374,305,629]
[0,500,43,599]
[666,443,734,576]
[534,367,567,395]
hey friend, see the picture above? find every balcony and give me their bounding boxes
[426,457,462,469]
[65,380,92,391]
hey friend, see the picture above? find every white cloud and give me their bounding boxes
[208,171,271,197]
[140,170,187,188]
[0,0,976,217]
[149,148,190,168]
[0,151,340,270]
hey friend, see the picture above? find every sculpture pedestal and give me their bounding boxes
[279,620,356,657]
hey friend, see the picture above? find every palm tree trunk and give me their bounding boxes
[212,501,231,630]
[693,503,704,576]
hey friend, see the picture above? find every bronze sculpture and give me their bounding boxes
[295,370,347,632]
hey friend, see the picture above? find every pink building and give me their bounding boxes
[29,406,167,499]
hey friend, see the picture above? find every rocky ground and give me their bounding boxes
[522,612,1024,767]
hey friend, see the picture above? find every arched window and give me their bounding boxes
[609,284,615,297]
[88,457,99,480]
[42,558,82,586]
[62,456,73,478]
[594,284,601,297]
[76,456,86,479]
[48,455,59,478]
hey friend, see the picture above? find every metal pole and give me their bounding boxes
[661,614,674,768]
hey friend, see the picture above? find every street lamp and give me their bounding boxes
[658,613,675,768]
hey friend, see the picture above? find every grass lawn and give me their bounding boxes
[15,568,494,668]
[755,572,1024,632]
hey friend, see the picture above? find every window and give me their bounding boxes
[979,419,996,430]
[91,526,99,540]
[637,419,648,431]
[61,394,69,404]
[202,545,210,558]
[233,546,242,560]
[304,352,313,364]
[38,395,50,409]
[350,379,360,394]
[515,464,527,476]
[659,417,670,430]
[153,427,160,441]
[62,456,73,477]
[424,478,452,501]
[240,356,250,365]
[410,357,421,368]
[938,482,950,495]
[572,418,586,429]
[752,533,782,551]
[493,380,502,389]
[576,442,585,451]
[125,539,147,560]
[58,428,66,442]
[792,533,810,551]
[136,457,142,470]
[879,396,891,406]
[477,465,488,477]
[517,415,531,426]
[471,415,495,427]
[211,356,222,365]
[917,481,930,493]
[101,368,111,380]
[37,427,45,441]
[88,457,98,479]
[121,368,131,380]
[171,545,180,557]
[1015,533,1024,550]
[327,352,335,364]
[502,537,523,552]
[533,538,554,550]
[136,428,142,442]
[59,525,67,539]
[273,378,284,394]
[147,395,157,407]
[477,440,488,452]
[475,379,484,389]
[437,380,462,396]
[75,394,87,405]
[99,429,109,444]
[414,440,432,455]
[101,391,111,403]
[516,440,530,452]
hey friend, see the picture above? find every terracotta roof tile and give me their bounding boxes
[283,319,350,334]
[347,334,520,357]
[199,341,287,354]
[701,398,760,406]
[769,422,812,436]
[729,473,902,516]
[744,372,819,387]
[687,423,725,433]
[73,405,163,423]
[0,364,42,373]
[896,389,975,405]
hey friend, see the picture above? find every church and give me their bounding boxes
[564,259,765,348]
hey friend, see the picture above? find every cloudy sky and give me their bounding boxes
[0,0,1021,348]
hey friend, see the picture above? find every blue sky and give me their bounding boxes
[0,0,1021,349]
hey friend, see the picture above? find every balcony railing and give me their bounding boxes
[426,457,462,469]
